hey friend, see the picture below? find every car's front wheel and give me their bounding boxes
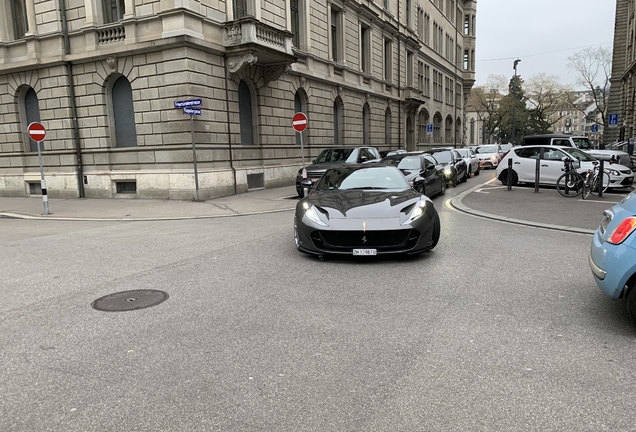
[438,179,446,196]
[499,169,518,186]
[474,165,480,176]
[430,208,441,250]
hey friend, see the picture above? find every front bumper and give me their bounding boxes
[479,160,498,168]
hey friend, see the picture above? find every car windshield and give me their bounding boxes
[315,166,410,191]
[396,156,423,170]
[572,138,594,150]
[314,149,355,164]
[564,148,597,162]
[500,144,512,151]
[456,149,470,157]
[476,145,498,154]
[431,151,452,163]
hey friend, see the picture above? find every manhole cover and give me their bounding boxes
[91,289,169,312]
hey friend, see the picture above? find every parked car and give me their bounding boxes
[294,164,441,256]
[475,144,504,169]
[589,191,636,320]
[456,148,480,177]
[380,149,408,158]
[495,145,634,189]
[521,134,632,168]
[381,152,446,197]
[429,148,469,186]
[296,146,381,197]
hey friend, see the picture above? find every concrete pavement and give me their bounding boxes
[1,180,633,234]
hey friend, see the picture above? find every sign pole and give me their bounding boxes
[37,140,49,215]
[300,131,307,196]
[190,114,200,201]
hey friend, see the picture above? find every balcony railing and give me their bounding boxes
[97,24,126,45]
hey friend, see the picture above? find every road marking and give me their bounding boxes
[577,199,621,204]
[474,189,489,194]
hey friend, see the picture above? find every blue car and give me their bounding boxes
[590,191,636,319]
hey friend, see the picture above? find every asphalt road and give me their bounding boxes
[2,172,635,431]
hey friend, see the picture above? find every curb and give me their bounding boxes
[0,206,296,222]
[447,179,595,235]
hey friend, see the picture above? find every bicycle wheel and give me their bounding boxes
[582,176,591,200]
[556,172,584,197]
[589,171,611,196]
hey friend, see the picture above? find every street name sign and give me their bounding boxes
[183,107,202,116]
[174,98,202,108]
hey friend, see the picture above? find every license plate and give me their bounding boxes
[353,249,377,256]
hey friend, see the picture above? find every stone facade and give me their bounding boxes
[0,0,477,200]
[606,0,631,144]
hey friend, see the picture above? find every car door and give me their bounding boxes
[513,146,542,182]
[540,147,570,184]
[469,149,478,171]
[422,156,439,193]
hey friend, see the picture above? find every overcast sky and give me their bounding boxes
[474,0,616,88]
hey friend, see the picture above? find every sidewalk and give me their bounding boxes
[0,186,299,221]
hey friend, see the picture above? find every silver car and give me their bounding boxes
[456,148,480,177]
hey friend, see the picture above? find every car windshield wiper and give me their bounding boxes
[343,186,389,190]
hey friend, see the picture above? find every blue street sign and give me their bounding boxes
[426,124,433,133]
[174,98,202,108]
[591,124,599,133]
[608,113,619,126]
[183,107,201,116]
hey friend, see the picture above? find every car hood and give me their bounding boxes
[399,170,421,181]
[476,152,496,158]
[304,189,425,219]
[302,162,346,173]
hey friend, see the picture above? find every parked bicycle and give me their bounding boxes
[584,161,611,197]
[556,158,586,198]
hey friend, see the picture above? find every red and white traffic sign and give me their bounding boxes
[292,112,308,133]
[27,122,46,142]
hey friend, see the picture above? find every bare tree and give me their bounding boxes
[524,73,570,132]
[467,74,507,143]
[566,46,612,126]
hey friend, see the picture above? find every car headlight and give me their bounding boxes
[302,202,328,226]
[490,155,497,161]
[402,201,429,225]
[605,168,620,176]
[443,167,452,174]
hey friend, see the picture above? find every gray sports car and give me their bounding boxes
[294,164,441,256]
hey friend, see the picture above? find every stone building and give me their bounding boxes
[606,0,633,145]
[0,0,476,199]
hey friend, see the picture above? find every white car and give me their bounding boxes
[496,145,635,189]
[475,144,503,169]
[456,148,480,177]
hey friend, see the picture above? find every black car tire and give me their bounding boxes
[499,169,518,186]
[448,170,458,187]
[475,166,480,176]
[438,179,446,196]
[461,168,468,183]
[297,185,304,198]
[430,208,441,250]
[626,282,636,322]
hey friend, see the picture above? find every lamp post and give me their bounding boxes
[511,59,521,144]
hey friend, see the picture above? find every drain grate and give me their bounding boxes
[91,289,169,312]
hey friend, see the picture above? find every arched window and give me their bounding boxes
[433,112,442,144]
[294,89,308,145]
[385,108,391,145]
[23,87,41,152]
[418,109,429,144]
[445,115,453,144]
[239,80,256,145]
[362,103,370,144]
[455,117,462,145]
[333,97,344,145]
[111,76,137,147]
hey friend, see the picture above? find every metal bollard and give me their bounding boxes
[535,158,540,193]
[507,158,512,191]
[598,160,604,197]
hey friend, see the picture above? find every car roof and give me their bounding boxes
[523,134,586,139]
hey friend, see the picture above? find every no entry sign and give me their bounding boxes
[27,122,46,142]
[292,112,308,133]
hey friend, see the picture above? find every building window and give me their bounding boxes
[433,112,442,143]
[233,0,248,19]
[361,24,370,74]
[445,116,453,144]
[21,88,41,152]
[383,0,389,12]
[331,8,343,62]
[334,97,344,145]
[11,0,28,38]
[384,38,392,82]
[456,83,462,107]
[424,65,430,97]
[290,0,300,47]
[385,108,391,144]
[102,0,125,23]
[433,70,441,101]
[417,61,424,92]
[418,109,429,143]
[294,89,308,145]
[363,103,370,144]
[418,9,424,40]
[239,80,255,145]
[111,76,137,148]
[406,0,411,26]
[470,119,475,144]
[464,14,469,34]
[464,50,469,69]
[424,14,430,45]
[406,51,413,87]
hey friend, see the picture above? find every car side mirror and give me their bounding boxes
[360,156,368,163]
[561,157,568,161]
[300,179,313,189]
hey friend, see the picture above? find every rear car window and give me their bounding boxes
[515,147,541,159]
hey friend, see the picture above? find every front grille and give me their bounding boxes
[619,155,631,166]
[620,177,634,185]
[306,171,324,179]
[312,229,419,251]
[620,169,632,175]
